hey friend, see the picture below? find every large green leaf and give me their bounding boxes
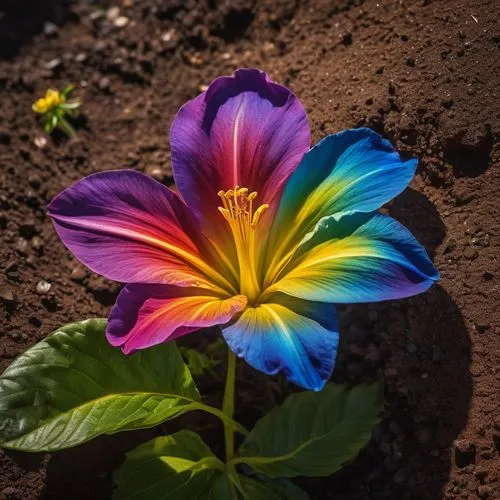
[113,431,309,500]
[237,475,310,499]
[113,431,225,500]
[231,383,383,478]
[0,319,245,452]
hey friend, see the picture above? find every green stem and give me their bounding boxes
[223,348,237,463]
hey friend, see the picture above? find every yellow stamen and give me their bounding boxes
[218,187,268,303]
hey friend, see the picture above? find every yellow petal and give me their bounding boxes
[32,98,49,114]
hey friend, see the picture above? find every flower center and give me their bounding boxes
[218,187,269,303]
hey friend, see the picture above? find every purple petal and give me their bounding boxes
[48,170,231,292]
[107,284,247,354]
[170,68,310,241]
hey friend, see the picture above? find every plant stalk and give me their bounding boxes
[222,348,237,463]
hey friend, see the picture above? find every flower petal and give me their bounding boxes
[48,170,235,293]
[107,284,248,354]
[266,128,417,277]
[170,68,310,240]
[222,295,339,391]
[265,212,439,303]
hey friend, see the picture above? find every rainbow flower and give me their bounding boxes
[48,69,438,391]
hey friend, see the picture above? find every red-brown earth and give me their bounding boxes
[0,0,499,498]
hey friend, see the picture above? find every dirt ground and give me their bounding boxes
[0,0,499,498]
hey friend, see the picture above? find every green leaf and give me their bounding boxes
[56,116,77,138]
[62,84,74,97]
[60,101,82,111]
[113,431,225,500]
[231,383,383,478]
[0,319,246,452]
[237,475,310,499]
[179,347,220,377]
[113,432,309,500]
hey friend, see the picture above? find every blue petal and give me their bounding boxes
[266,128,418,271]
[222,296,339,391]
[266,212,439,303]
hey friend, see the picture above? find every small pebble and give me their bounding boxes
[43,21,58,37]
[98,77,111,91]
[44,58,62,70]
[0,285,15,303]
[114,16,129,28]
[34,136,47,149]
[146,166,167,182]
[36,280,51,295]
[161,29,176,43]
[16,237,29,255]
[89,10,105,21]
[31,236,43,251]
[75,52,88,63]
[107,6,120,20]
[472,234,489,247]
[70,267,87,282]
[463,247,478,260]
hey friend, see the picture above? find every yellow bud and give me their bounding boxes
[32,98,49,114]
[33,89,64,114]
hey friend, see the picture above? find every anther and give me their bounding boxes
[251,204,269,227]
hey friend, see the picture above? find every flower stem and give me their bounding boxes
[222,347,237,463]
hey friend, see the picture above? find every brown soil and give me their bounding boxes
[0,0,499,499]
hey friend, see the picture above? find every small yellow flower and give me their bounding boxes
[32,89,65,114]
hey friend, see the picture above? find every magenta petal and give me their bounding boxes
[48,170,221,290]
[170,68,310,237]
[106,284,247,354]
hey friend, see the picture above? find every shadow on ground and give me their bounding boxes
[299,188,472,500]
[0,0,71,59]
